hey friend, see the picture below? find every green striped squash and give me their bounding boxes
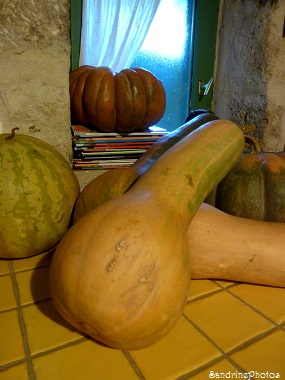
[0,129,80,259]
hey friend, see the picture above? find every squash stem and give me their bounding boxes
[244,135,262,154]
[5,127,20,141]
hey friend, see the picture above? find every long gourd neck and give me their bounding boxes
[130,120,245,226]
[134,113,219,177]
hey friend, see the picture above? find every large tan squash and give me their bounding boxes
[49,120,244,350]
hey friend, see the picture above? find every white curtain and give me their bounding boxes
[79,0,162,72]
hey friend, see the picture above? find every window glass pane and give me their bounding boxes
[131,0,194,131]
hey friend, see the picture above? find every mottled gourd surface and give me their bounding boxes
[0,130,80,258]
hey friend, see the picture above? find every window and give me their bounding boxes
[131,0,195,131]
[70,0,220,131]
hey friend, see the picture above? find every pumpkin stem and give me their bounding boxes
[5,127,19,141]
[244,135,262,154]
[241,124,256,134]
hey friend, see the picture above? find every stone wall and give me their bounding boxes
[213,0,285,151]
[0,0,72,161]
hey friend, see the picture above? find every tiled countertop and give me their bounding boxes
[1,250,284,379]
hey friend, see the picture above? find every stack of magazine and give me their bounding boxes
[72,125,168,170]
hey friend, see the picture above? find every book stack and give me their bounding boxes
[72,125,168,170]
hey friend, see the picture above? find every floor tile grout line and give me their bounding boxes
[0,272,11,278]
[175,355,247,380]
[18,296,53,310]
[187,281,242,304]
[182,314,246,373]
[187,287,225,304]
[0,306,18,314]
[225,325,279,357]
[184,312,281,372]
[7,261,36,380]
[10,264,50,276]
[224,287,283,327]
[0,358,27,372]
[212,280,241,290]
[123,351,146,380]
[188,281,284,328]
[30,336,88,360]
[0,305,92,371]
[175,356,225,380]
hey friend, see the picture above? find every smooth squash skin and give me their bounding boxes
[132,68,167,129]
[115,69,147,131]
[73,111,219,223]
[49,120,244,350]
[189,203,285,288]
[83,67,116,132]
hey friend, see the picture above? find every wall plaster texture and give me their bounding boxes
[0,0,72,161]
[213,0,285,152]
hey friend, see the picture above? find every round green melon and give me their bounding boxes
[0,129,80,259]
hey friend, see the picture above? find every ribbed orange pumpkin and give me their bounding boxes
[69,66,166,132]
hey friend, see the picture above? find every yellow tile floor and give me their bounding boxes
[1,249,285,379]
